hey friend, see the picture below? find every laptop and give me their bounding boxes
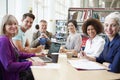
[31,42,61,63]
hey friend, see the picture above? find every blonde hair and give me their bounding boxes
[105,12,120,26]
[0,14,18,36]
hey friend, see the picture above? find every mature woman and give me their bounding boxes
[0,15,45,80]
[82,18,105,57]
[60,20,82,56]
[81,12,120,73]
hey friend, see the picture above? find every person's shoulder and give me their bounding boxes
[33,31,40,36]
[46,31,52,35]
[95,35,104,40]
[46,31,52,33]
[75,33,82,37]
[94,35,105,42]
[0,35,8,40]
[0,35,9,43]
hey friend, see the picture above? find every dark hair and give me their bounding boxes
[67,20,78,30]
[82,18,103,35]
[35,24,39,30]
[22,13,35,20]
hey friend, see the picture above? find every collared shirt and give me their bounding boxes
[84,35,105,57]
[96,34,120,73]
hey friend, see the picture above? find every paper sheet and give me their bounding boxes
[31,63,60,69]
[68,59,106,70]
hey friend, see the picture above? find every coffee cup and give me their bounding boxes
[66,52,73,58]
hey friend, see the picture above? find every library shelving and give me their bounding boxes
[68,8,120,48]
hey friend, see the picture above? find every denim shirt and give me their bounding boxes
[96,34,120,73]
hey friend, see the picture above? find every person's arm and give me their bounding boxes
[0,38,32,72]
[80,51,96,61]
[25,38,30,47]
[13,39,26,52]
[31,32,40,48]
[65,34,82,56]
[92,38,105,57]
[44,32,52,49]
[108,48,120,73]
[13,39,43,53]
[24,45,43,53]
[74,34,82,52]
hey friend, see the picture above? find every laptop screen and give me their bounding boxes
[47,42,61,56]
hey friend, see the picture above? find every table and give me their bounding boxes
[31,54,120,80]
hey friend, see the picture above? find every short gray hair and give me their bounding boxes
[105,12,120,26]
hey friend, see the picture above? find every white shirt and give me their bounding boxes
[84,35,105,57]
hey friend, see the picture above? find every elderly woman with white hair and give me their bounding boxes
[81,12,120,73]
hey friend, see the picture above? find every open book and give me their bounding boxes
[68,59,106,70]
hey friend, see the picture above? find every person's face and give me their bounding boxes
[22,16,34,30]
[5,23,18,37]
[68,22,76,33]
[39,22,47,33]
[87,25,97,39]
[104,19,119,38]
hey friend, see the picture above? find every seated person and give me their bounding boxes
[81,18,105,57]
[80,12,120,73]
[31,20,52,49]
[60,20,82,57]
[0,14,45,80]
[12,13,43,53]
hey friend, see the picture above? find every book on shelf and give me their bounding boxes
[71,9,92,22]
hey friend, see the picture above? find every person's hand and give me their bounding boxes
[39,33,49,39]
[32,61,46,66]
[59,48,67,53]
[24,47,31,53]
[71,50,78,57]
[103,62,110,70]
[59,46,67,53]
[36,45,43,53]
[78,51,87,58]
[35,53,46,57]
[103,62,110,67]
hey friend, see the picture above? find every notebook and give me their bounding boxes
[37,42,61,63]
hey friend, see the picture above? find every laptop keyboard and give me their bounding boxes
[39,56,52,62]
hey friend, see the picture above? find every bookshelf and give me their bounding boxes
[68,8,120,33]
[55,20,67,42]
[68,8,120,48]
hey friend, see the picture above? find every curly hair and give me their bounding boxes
[82,18,103,35]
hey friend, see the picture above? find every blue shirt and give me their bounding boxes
[12,26,26,47]
[96,34,120,73]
